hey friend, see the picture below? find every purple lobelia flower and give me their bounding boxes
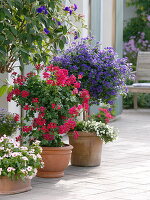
[52,37,133,105]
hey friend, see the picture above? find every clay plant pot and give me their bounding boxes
[68,132,103,167]
[37,144,73,178]
[0,176,31,194]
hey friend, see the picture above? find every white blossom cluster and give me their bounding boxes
[77,120,118,143]
[0,135,44,180]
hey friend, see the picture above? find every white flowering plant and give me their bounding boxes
[0,135,44,180]
[74,120,118,143]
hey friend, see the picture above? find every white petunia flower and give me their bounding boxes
[10,152,21,157]
[20,146,28,151]
[22,156,28,161]
[7,167,15,172]
[27,166,32,171]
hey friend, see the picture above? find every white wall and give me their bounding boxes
[102,0,116,48]
[71,0,90,37]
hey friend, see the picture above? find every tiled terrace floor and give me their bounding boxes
[1,109,150,200]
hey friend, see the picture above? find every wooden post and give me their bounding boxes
[133,94,138,109]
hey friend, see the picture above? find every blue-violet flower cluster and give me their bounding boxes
[52,38,133,105]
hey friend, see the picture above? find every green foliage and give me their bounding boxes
[0,0,85,73]
[126,0,150,15]
[123,17,147,42]
[123,93,150,109]
[0,110,19,136]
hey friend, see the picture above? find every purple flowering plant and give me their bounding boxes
[123,32,150,66]
[52,37,133,105]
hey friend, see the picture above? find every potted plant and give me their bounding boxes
[68,120,118,167]
[0,108,19,137]
[0,135,43,194]
[8,64,90,177]
[52,37,133,105]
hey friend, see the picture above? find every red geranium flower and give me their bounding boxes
[21,90,29,98]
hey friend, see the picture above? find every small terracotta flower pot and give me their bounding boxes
[0,176,31,194]
[68,132,103,167]
[37,144,73,178]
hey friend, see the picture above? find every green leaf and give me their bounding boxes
[3,8,12,18]
[7,85,13,93]
[9,26,17,36]
[0,23,3,32]
[63,25,67,35]
[0,85,8,97]
[0,34,5,41]
[0,9,5,21]
[59,40,64,50]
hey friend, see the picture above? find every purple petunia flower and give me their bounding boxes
[44,28,50,34]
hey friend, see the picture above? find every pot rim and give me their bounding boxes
[68,131,99,137]
[41,144,73,151]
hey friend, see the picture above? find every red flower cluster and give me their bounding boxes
[43,134,55,141]
[7,88,29,102]
[22,126,32,133]
[69,105,83,116]
[58,119,76,134]
[13,75,26,85]
[35,64,44,71]
[91,108,113,124]
[14,114,19,122]
[21,90,30,98]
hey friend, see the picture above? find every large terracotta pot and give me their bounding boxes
[68,132,103,167]
[37,144,73,178]
[0,176,31,194]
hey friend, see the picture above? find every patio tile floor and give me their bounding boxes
[0,109,150,200]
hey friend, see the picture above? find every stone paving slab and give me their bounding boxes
[0,109,150,200]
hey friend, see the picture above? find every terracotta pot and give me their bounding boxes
[0,176,31,194]
[68,132,103,167]
[37,144,73,178]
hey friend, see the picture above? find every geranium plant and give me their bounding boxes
[0,108,19,137]
[7,65,90,147]
[90,107,114,124]
[74,120,118,143]
[52,37,133,105]
[0,135,43,180]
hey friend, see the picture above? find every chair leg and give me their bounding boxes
[133,94,138,109]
